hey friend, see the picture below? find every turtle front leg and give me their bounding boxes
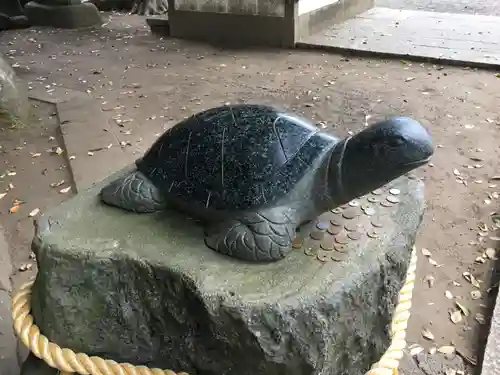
[204,207,298,262]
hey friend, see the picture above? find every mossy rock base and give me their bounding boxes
[23,165,425,375]
[24,1,102,28]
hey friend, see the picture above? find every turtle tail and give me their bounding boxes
[100,170,166,213]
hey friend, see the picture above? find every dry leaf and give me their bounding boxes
[429,347,437,354]
[422,328,435,340]
[31,152,41,158]
[424,275,435,288]
[438,346,456,355]
[463,272,481,288]
[59,186,71,194]
[0,192,6,200]
[428,258,440,267]
[475,313,485,324]
[455,301,470,316]
[405,77,416,82]
[9,205,19,213]
[485,248,497,259]
[450,310,462,324]
[453,169,461,176]
[19,263,32,272]
[471,290,482,300]
[28,208,40,217]
[445,369,457,375]
[490,236,500,241]
[445,290,453,299]
[409,345,424,356]
[421,248,432,257]
[50,180,65,188]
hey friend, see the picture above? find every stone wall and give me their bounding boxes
[174,0,285,16]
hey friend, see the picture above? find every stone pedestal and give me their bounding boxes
[24,0,102,29]
[0,0,30,30]
[22,165,425,375]
[160,0,373,47]
[0,54,28,129]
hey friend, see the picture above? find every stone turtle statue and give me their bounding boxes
[101,104,433,262]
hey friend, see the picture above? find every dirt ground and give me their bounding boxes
[1,13,500,374]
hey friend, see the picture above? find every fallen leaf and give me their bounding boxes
[438,346,456,355]
[31,152,42,158]
[0,192,6,200]
[28,208,40,217]
[453,169,461,176]
[490,236,500,241]
[424,275,435,287]
[19,263,32,272]
[422,328,435,340]
[9,205,19,213]
[445,369,457,375]
[455,301,470,316]
[59,186,71,194]
[405,77,416,82]
[450,310,462,324]
[50,180,65,188]
[463,272,481,288]
[428,258,440,267]
[485,248,497,259]
[409,345,424,356]
[429,347,437,354]
[445,290,453,299]
[421,248,432,257]
[475,313,485,324]
[471,290,482,300]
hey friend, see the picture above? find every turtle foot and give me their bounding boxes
[100,170,166,213]
[204,208,297,262]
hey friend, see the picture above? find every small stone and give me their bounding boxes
[292,238,304,249]
[342,208,360,220]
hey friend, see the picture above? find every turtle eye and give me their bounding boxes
[387,136,405,148]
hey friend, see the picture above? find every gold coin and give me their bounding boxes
[372,188,384,195]
[321,239,335,251]
[317,252,330,263]
[348,200,360,207]
[347,231,362,240]
[304,247,318,256]
[335,233,350,244]
[292,237,304,249]
[380,200,395,207]
[330,217,343,226]
[386,195,400,204]
[367,231,379,239]
[371,217,384,228]
[327,225,343,235]
[367,196,380,203]
[363,207,376,216]
[331,252,347,262]
[335,243,348,253]
[389,188,401,196]
[342,207,360,220]
[344,222,361,232]
[310,230,325,240]
[331,207,343,214]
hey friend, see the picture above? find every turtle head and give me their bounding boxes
[327,116,433,204]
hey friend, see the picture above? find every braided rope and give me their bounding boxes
[11,246,417,375]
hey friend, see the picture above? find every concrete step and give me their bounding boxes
[298,7,500,68]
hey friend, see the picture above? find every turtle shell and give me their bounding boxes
[136,104,337,211]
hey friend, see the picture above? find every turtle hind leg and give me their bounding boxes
[204,207,297,262]
[100,170,166,213]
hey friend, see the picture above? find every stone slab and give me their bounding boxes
[299,7,500,69]
[24,1,102,29]
[25,164,425,375]
[481,280,500,375]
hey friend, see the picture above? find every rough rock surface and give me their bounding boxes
[24,1,102,29]
[0,54,27,129]
[481,283,500,375]
[26,166,425,375]
[0,225,21,375]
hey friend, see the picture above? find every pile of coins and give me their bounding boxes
[291,185,403,263]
